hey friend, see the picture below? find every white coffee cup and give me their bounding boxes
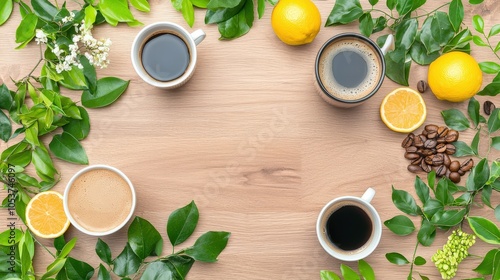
[63,165,136,236]
[131,22,206,89]
[316,188,382,261]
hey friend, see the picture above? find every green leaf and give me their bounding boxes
[415,176,430,203]
[96,238,112,265]
[15,12,37,44]
[112,243,141,277]
[471,129,480,155]
[0,84,12,110]
[452,141,475,157]
[478,81,500,96]
[395,18,418,49]
[140,261,175,280]
[369,0,378,5]
[473,35,488,46]
[482,185,492,208]
[54,235,66,252]
[431,209,466,227]
[184,231,231,262]
[49,132,88,164]
[480,61,500,74]
[384,215,415,236]
[386,252,410,265]
[164,255,194,278]
[385,47,411,86]
[128,216,162,260]
[320,270,341,280]
[217,0,253,40]
[396,0,413,15]
[489,24,500,37]
[435,178,454,205]
[441,108,470,131]
[469,0,484,3]
[474,248,500,275]
[0,110,12,142]
[58,238,77,259]
[391,186,420,216]
[417,219,436,246]
[84,5,97,29]
[492,136,500,150]
[0,0,13,26]
[496,205,500,222]
[98,0,136,25]
[467,97,480,128]
[0,229,22,246]
[449,0,464,32]
[386,0,396,10]
[466,158,489,191]
[340,264,360,280]
[443,28,472,53]
[63,107,90,140]
[325,0,363,26]
[31,0,58,21]
[81,77,129,108]
[59,67,88,90]
[468,216,500,244]
[192,0,209,8]
[359,13,374,38]
[207,0,241,9]
[181,0,195,27]
[488,108,500,133]
[427,170,436,191]
[97,264,111,280]
[167,201,199,246]
[472,14,484,33]
[423,198,443,219]
[204,0,245,24]
[493,252,500,280]
[420,17,441,54]
[358,259,375,280]
[414,256,427,266]
[257,0,265,18]
[32,146,57,181]
[410,39,440,65]
[42,258,66,280]
[129,0,150,12]
[372,16,387,33]
[64,257,94,280]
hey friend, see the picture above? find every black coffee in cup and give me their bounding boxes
[140,33,190,82]
[317,37,382,102]
[326,204,373,251]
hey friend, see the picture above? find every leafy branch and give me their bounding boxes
[320,260,375,280]
[0,201,231,279]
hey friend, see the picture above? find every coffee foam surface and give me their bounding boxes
[318,38,381,101]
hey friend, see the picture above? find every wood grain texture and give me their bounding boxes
[0,0,499,279]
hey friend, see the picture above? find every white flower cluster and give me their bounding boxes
[61,11,75,24]
[35,19,112,74]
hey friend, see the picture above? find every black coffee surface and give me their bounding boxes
[141,33,189,82]
[326,205,372,251]
[332,50,368,88]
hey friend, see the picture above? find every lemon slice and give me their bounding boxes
[26,191,70,238]
[380,88,427,133]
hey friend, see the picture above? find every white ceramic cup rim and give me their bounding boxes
[316,193,382,261]
[130,22,198,88]
[63,164,136,236]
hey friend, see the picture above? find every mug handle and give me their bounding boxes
[361,187,376,203]
[380,34,395,55]
[191,29,206,46]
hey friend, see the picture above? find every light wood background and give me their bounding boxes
[1,0,499,279]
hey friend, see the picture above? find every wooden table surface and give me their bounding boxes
[1,0,499,279]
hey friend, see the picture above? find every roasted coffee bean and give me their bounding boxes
[425,124,438,133]
[413,135,424,147]
[421,149,435,156]
[425,155,434,165]
[449,172,461,183]
[421,161,432,173]
[484,100,496,115]
[436,143,447,153]
[444,130,459,143]
[458,169,465,176]
[437,126,449,138]
[405,152,421,160]
[402,133,415,148]
[422,129,428,136]
[445,144,456,155]
[427,131,438,139]
[443,154,451,167]
[437,137,447,143]
[408,164,423,173]
[460,158,474,172]
[417,80,428,93]
[424,139,437,149]
[449,161,460,172]
[406,146,418,153]
[432,153,444,166]
[436,165,447,177]
[411,157,423,165]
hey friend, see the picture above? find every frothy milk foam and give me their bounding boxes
[318,38,381,101]
[67,169,132,233]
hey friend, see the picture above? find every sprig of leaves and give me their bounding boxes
[470,14,500,96]
[320,260,375,280]
[0,201,231,279]
[171,0,278,39]
[0,0,148,220]
[325,0,480,86]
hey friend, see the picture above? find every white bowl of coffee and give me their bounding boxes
[63,165,136,236]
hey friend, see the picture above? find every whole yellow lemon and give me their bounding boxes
[271,0,321,46]
[427,51,483,102]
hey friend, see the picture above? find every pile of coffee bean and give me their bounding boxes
[401,124,474,183]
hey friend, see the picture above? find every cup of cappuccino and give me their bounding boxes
[63,165,136,236]
[316,188,382,261]
[314,33,394,107]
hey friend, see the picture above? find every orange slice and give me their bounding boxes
[380,88,427,133]
[26,191,70,238]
